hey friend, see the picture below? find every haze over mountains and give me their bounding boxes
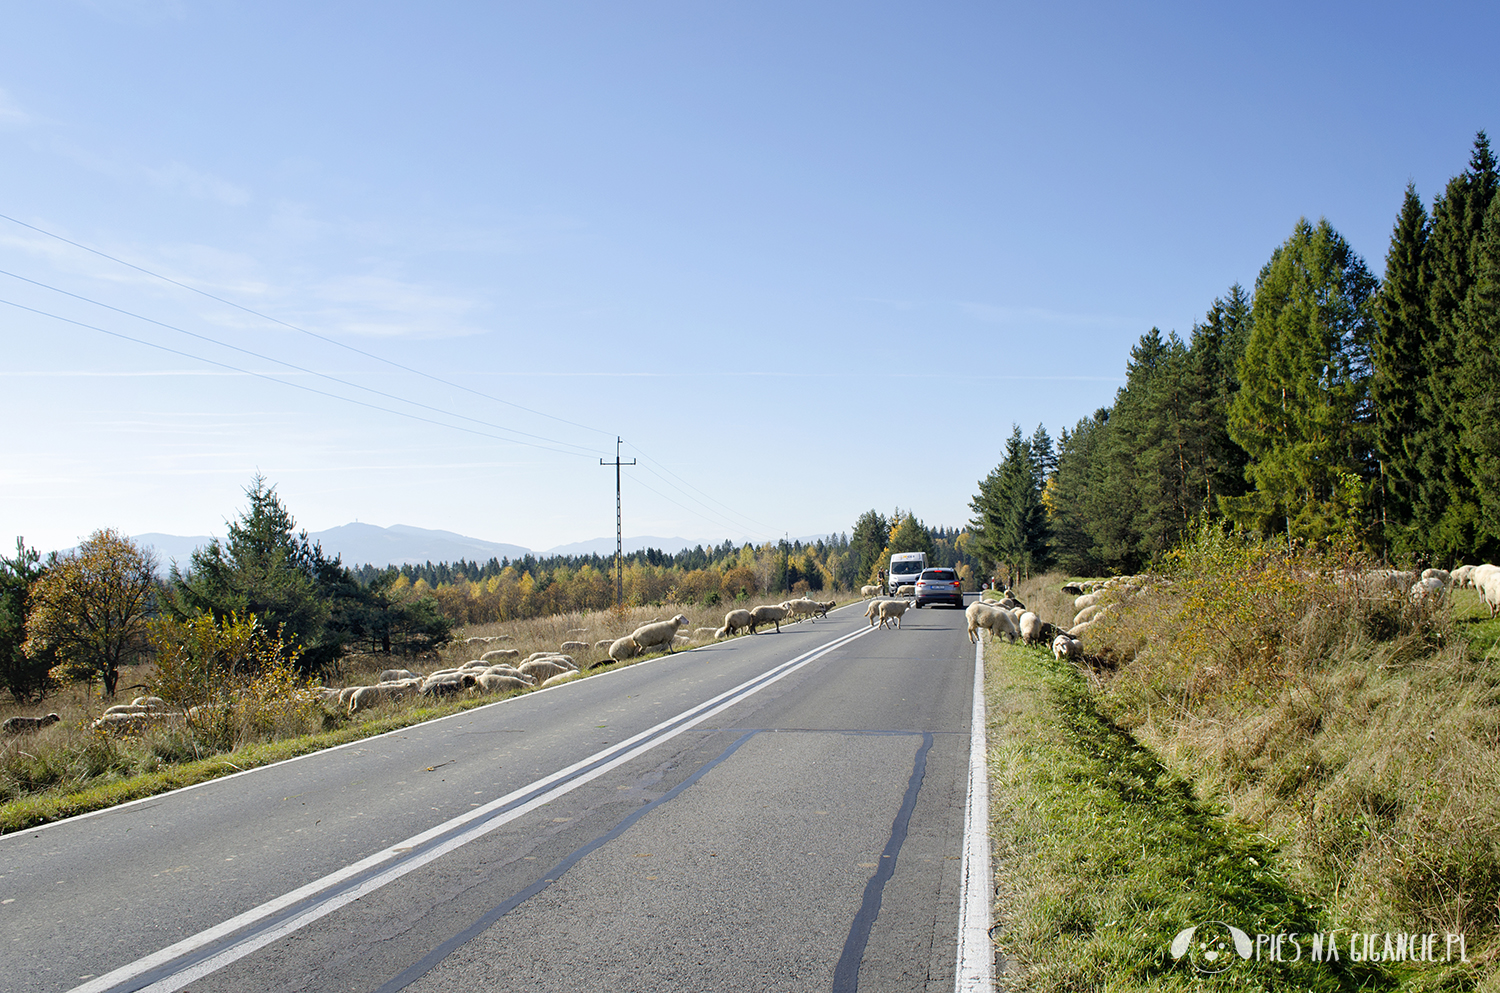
[127,523,711,569]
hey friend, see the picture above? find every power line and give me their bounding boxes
[0,267,608,459]
[0,297,595,457]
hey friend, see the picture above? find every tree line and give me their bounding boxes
[970,132,1500,577]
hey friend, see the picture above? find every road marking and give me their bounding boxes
[69,623,878,993]
[955,635,994,991]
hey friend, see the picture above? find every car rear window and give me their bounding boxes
[920,569,957,581]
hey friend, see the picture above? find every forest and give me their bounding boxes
[970,133,1500,579]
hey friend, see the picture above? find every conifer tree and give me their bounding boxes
[1457,191,1500,552]
[1371,184,1433,556]
[1223,218,1378,542]
[1047,410,1108,576]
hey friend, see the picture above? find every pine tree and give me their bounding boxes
[1457,191,1500,553]
[1047,410,1108,575]
[1223,218,1378,543]
[969,426,1051,582]
[1371,184,1433,557]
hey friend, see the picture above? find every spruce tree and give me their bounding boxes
[1371,184,1433,557]
[1457,191,1500,553]
[1223,218,1378,543]
[1415,132,1497,561]
[1047,410,1108,576]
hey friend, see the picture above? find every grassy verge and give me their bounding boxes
[985,637,1401,991]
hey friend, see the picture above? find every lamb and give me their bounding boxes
[608,635,641,661]
[876,599,911,629]
[630,614,691,653]
[480,648,520,661]
[966,601,1019,643]
[748,604,789,634]
[2,713,61,735]
[1052,634,1083,661]
[716,609,754,638]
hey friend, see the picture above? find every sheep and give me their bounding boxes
[693,627,718,639]
[1018,611,1047,644]
[876,599,912,629]
[379,668,423,682]
[812,599,835,617]
[1410,577,1447,601]
[630,614,691,653]
[895,584,916,597]
[477,673,532,694]
[484,663,529,678]
[2,713,61,735]
[781,598,825,620]
[528,653,578,670]
[1451,564,1477,587]
[1052,634,1083,661]
[519,660,573,683]
[90,711,178,734]
[608,636,641,661]
[349,681,416,714]
[1074,592,1101,611]
[104,703,151,716]
[560,640,590,653]
[542,670,582,688]
[716,609,754,638]
[421,672,479,698]
[966,601,1019,643]
[1067,620,1097,638]
[860,585,881,598]
[1060,583,1084,596]
[1421,568,1453,585]
[480,649,520,661]
[748,604,789,634]
[131,696,166,709]
[1477,566,1500,619]
[566,627,590,635]
[865,600,884,626]
[594,638,615,650]
[1073,603,1105,626]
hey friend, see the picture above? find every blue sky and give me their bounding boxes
[2,1,1496,556]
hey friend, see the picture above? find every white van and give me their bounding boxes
[888,552,928,595]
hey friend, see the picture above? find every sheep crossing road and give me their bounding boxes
[3,596,988,993]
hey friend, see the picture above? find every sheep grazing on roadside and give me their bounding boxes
[1421,568,1453,585]
[860,585,881,598]
[1072,603,1105,627]
[519,660,572,684]
[477,673,531,694]
[1052,634,1083,661]
[1074,592,1101,611]
[1452,564,1477,588]
[560,640,590,653]
[966,601,1019,644]
[349,681,418,715]
[693,627,718,639]
[608,635,641,662]
[131,696,166,709]
[1060,583,1084,596]
[594,638,615,650]
[716,609,754,638]
[629,614,691,653]
[481,648,519,661]
[542,670,582,688]
[1475,564,1500,619]
[748,604,789,634]
[876,599,912,629]
[1018,611,1048,644]
[379,668,422,683]
[1410,577,1447,601]
[2,713,61,735]
[104,703,151,716]
[421,672,479,698]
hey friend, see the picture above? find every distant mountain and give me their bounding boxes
[541,535,705,558]
[130,524,530,570]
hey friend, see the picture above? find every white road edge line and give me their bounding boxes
[955,633,994,991]
[68,624,878,993]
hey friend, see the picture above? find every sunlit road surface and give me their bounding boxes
[3,596,985,993]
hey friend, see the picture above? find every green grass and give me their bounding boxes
[985,638,1403,992]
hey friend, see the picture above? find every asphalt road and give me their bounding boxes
[2,596,984,993]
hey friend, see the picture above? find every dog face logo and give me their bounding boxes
[1170,921,1253,973]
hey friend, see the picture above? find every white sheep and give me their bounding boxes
[864,600,884,626]
[480,648,520,661]
[1074,592,1101,611]
[748,605,788,634]
[379,668,423,682]
[1420,568,1453,585]
[349,681,417,714]
[716,609,753,637]
[966,601,1018,643]
[477,673,531,694]
[1052,634,1083,661]
[781,598,824,620]
[541,670,582,688]
[594,638,615,650]
[630,614,690,653]
[895,584,916,597]
[421,672,479,697]
[560,640,590,653]
[876,599,911,629]
[860,585,881,598]
[520,659,573,683]
[1072,603,1105,626]
[1476,565,1500,619]
[1452,564,1477,588]
[2,713,61,734]
[608,635,641,661]
[1018,611,1047,644]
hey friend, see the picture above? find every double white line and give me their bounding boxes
[72,624,878,993]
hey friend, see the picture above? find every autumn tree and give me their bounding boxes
[24,529,158,697]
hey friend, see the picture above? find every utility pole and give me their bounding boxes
[601,437,636,607]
